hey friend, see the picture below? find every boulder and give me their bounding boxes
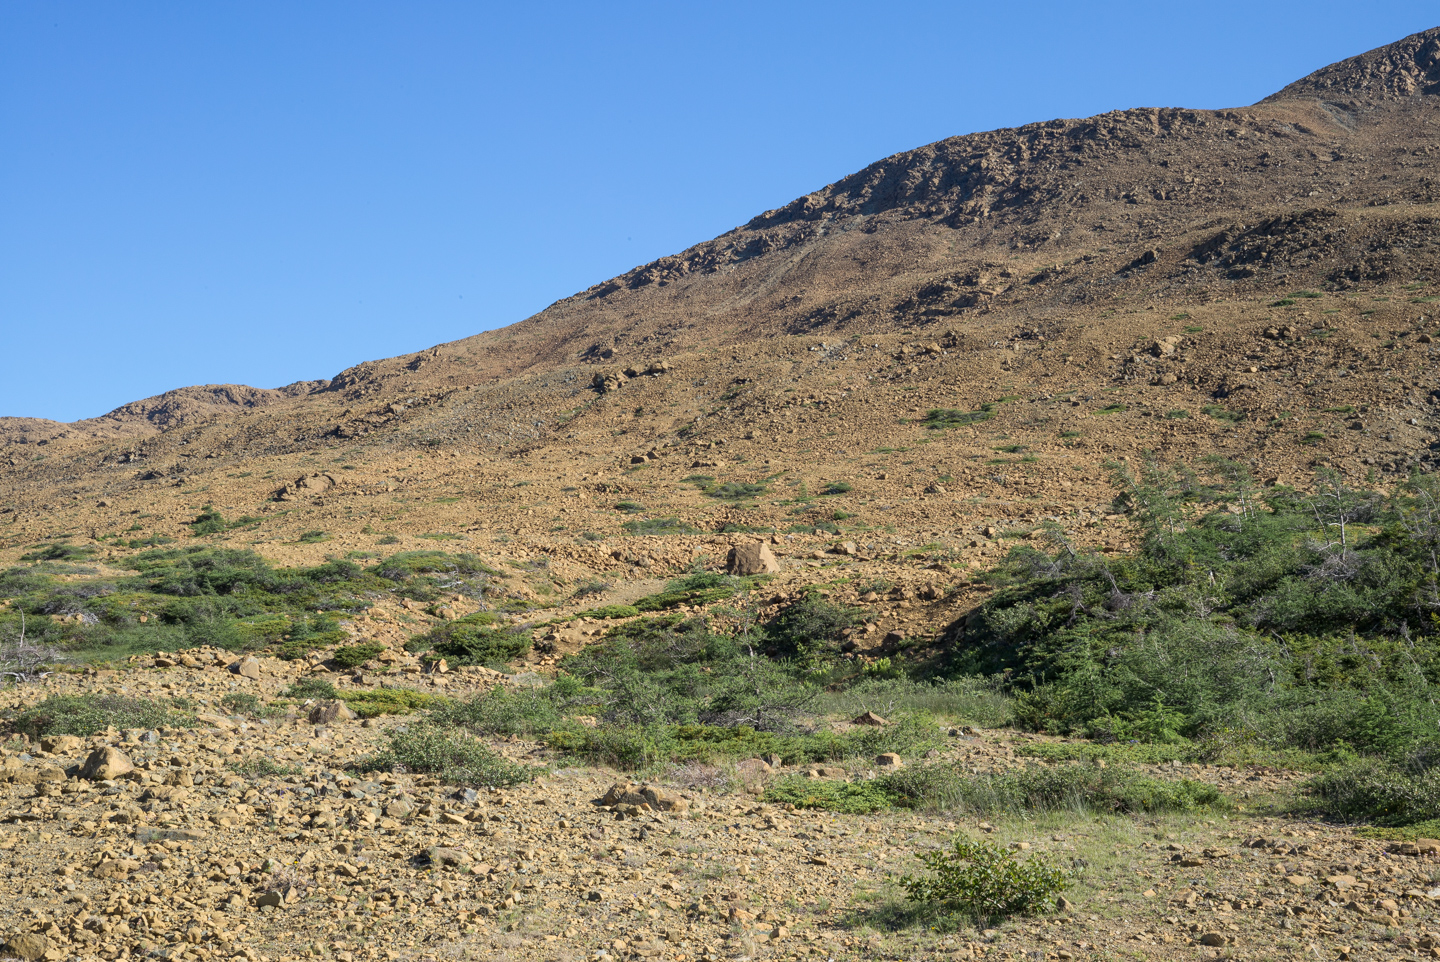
[307,700,357,725]
[231,656,263,680]
[876,752,904,768]
[2,933,50,961]
[79,746,133,781]
[852,711,888,727]
[39,734,83,754]
[726,541,780,576]
[594,781,689,814]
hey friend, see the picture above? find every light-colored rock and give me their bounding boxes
[726,541,780,576]
[39,734,82,754]
[308,700,357,725]
[875,752,904,768]
[79,746,133,781]
[2,933,50,961]
[852,711,888,726]
[231,656,262,680]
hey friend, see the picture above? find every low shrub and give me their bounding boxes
[1307,758,1440,826]
[332,643,386,669]
[416,616,533,666]
[339,687,445,718]
[763,776,895,814]
[354,722,535,787]
[283,678,338,700]
[10,694,196,738]
[901,836,1069,925]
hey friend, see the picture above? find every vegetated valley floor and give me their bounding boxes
[6,26,1440,962]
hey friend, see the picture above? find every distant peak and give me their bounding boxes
[1263,26,1440,103]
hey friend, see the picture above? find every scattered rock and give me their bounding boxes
[79,746,133,781]
[727,541,780,576]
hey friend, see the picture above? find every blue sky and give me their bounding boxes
[2,2,1435,422]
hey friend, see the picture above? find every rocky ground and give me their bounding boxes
[0,657,1436,962]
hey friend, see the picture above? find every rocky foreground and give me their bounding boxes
[0,660,1437,962]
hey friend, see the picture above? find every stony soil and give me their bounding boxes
[3,658,1437,962]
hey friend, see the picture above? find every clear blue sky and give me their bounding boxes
[2,2,1435,422]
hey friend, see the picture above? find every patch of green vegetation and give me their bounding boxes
[10,695,196,738]
[821,481,853,496]
[19,543,94,562]
[707,481,769,501]
[614,501,646,514]
[338,687,445,718]
[572,604,640,620]
[1184,325,1204,334]
[1095,403,1126,415]
[1302,430,1327,444]
[189,507,262,536]
[900,835,1069,927]
[620,517,701,536]
[296,530,329,544]
[1202,404,1243,423]
[1271,298,1296,307]
[1324,405,1356,414]
[408,613,533,667]
[924,405,997,429]
[332,643,386,669]
[230,758,304,778]
[1289,290,1323,299]
[353,722,535,787]
[1165,409,1190,419]
[419,532,465,541]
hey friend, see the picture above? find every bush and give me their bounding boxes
[355,722,535,787]
[901,836,1068,925]
[764,776,895,814]
[219,692,265,716]
[416,615,533,666]
[924,406,995,429]
[572,604,640,620]
[878,764,1225,816]
[765,596,859,668]
[1308,758,1440,826]
[284,678,338,700]
[339,687,444,718]
[707,481,768,501]
[10,695,196,738]
[332,643,385,669]
[821,481,853,496]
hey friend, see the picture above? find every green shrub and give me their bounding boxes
[763,776,895,814]
[924,406,996,429]
[620,517,700,536]
[190,507,228,537]
[354,722,535,787]
[332,643,386,669]
[614,501,646,514]
[707,481,769,501]
[573,604,640,620]
[284,678,339,700]
[339,687,445,718]
[901,836,1069,925]
[877,764,1225,815]
[1307,758,1440,826]
[219,692,266,717]
[416,615,532,666]
[297,530,329,544]
[230,758,303,778]
[10,695,196,738]
[821,481,853,496]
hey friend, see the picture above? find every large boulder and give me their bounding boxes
[726,541,780,576]
[594,781,689,814]
[230,656,263,680]
[79,746,134,781]
[2,933,50,961]
[308,700,357,725]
